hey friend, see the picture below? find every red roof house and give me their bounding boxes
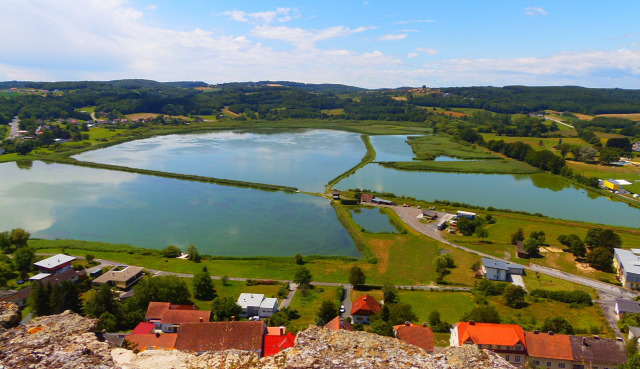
[263,332,296,357]
[394,322,434,353]
[350,294,382,325]
[124,333,178,351]
[174,321,266,354]
[132,322,156,335]
[144,301,208,333]
[360,193,374,203]
[451,322,527,366]
[324,316,354,331]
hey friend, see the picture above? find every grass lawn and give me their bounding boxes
[487,296,613,337]
[396,290,476,324]
[566,161,640,183]
[185,278,284,311]
[481,133,588,154]
[88,127,124,140]
[522,272,598,298]
[379,159,539,174]
[407,135,498,160]
[288,286,342,331]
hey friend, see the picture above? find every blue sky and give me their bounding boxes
[0,0,639,88]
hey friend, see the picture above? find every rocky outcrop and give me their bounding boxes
[113,326,515,369]
[0,310,115,369]
[0,302,21,330]
[1,312,515,369]
[260,326,515,369]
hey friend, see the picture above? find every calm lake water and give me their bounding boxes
[0,161,358,256]
[349,207,399,233]
[73,129,365,192]
[337,164,640,228]
[370,135,415,162]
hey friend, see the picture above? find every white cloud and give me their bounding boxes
[145,4,157,11]
[379,34,407,41]
[407,52,419,58]
[395,19,435,25]
[222,8,300,24]
[417,47,438,55]
[524,7,547,16]
[252,25,374,49]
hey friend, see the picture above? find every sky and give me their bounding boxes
[1,0,640,89]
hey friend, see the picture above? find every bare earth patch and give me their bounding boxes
[576,263,596,273]
[542,247,563,253]
[367,238,394,275]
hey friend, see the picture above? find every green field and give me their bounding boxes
[481,133,589,157]
[406,135,498,160]
[379,159,539,174]
[288,286,342,331]
[396,290,476,324]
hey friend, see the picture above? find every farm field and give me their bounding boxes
[597,113,640,121]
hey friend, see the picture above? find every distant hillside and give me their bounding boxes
[218,81,366,94]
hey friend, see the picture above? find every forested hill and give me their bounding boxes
[431,86,640,115]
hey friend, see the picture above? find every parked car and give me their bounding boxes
[340,305,345,313]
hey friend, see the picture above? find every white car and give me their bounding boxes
[340,305,345,313]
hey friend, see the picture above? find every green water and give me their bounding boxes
[0,161,358,256]
[73,129,365,192]
[349,207,399,233]
[338,164,640,228]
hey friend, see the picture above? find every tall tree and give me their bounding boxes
[84,283,118,319]
[585,228,604,249]
[187,244,200,262]
[211,296,242,321]
[9,228,30,248]
[29,282,51,317]
[349,266,366,288]
[316,299,338,326]
[13,246,35,271]
[293,266,313,287]
[510,228,524,245]
[192,268,217,301]
[132,275,192,311]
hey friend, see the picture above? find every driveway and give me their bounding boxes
[341,284,352,319]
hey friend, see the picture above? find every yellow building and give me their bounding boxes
[604,179,619,191]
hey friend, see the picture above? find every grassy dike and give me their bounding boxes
[326,134,376,189]
[41,157,298,193]
[378,159,540,174]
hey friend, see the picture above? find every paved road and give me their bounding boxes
[9,116,19,138]
[388,205,640,300]
[341,284,352,319]
[599,292,624,338]
[544,115,574,129]
[280,283,297,309]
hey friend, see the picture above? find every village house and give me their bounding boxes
[360,193,374,203]
[28,254,79,286]
[0,288,31,308]
[481,258,525,281]
[263,327,296,357]
[393,322,434,353]
[613,248,640,289]
[450,321,527,366]
[237,293,278,318]
[614,298,640,318]
[174,321,267,355]
[92,265,144,290]
[525,331,573,369]
[324,316,354,331]
[332,190,340,200]
[144,301,210,333]
[569,335,626,369]
[516,241,530,259]
[350,294,382,324]
[124,332,178,351]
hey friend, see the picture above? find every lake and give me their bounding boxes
[349,207,399,233]
[337,164,640,228]
[370,135,415,161]
[0,161,358,256]
[73,129,365,192]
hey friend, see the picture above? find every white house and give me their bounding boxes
[481,258,524,281]
[237,293,278,318]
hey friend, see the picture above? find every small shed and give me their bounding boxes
[371,197,395,206]
[516,241,530,259]
[360,193,374,203]
[332,190,340,200]
[422,210,438,220]
[456,211,476,220]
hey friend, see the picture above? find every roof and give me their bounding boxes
[616,179,633,185]
[263,332,296,357]
[125,333,178,351]
[361,193,374,202]
[33,254,76,269]
[132,322,156,335]
[351,294,382,316]
[29,273,51,280]
[146,302,171,320]
[524,331,573,360]
[371,197,394,204]
[630,326,640,338]
[616,298,640,314]
[395,325,434,352]
[615,249,640,283]
[324,316,354,331]
[569,336,626,365]
[481,258,523,271]
[606,179,620,185]
[92,266,144,283]
[455,322,526,348]
[516,241,529,256]
[29,268,78,286]
[260,298,278,309]
[422,210,438,218]
[237,293,265,309]
[267,327,287,335]
[160,309,210,324]
[175,321,266,352]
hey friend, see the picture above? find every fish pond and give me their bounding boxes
[0,161,358,256]
[349,206,400,234]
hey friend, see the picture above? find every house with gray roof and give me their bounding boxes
[237,293,278,318]
[615,298,640,318]
[481,258,525,281]
[613,248,640,289]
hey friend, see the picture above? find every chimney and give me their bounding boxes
[533,330,539,334]
[423,322,428,328]
[280,326,285,335]
[469,321,475,325]
[548,331,554,335]
[199,317,203,322]
[405,321,411,326]
[593,335,599,340]
[231,316,236,321]
[582,337,587,346]
[364,297,367,301]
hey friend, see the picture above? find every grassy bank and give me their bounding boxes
[330,202,375,261]
[406,135,498,160]
[327,134,376,188]
[378,159,540,174]
[41,158,298,193]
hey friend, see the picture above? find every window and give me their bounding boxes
[547,362,552,367]
[516,345,522,350]
[515,356,521,363]
[534,361,541,366]
[506,355,511,362]
[558,364,565,368]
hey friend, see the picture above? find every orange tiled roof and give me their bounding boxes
[175,321,265,352]
[395,325,434,352]
[159,309,210,324]
[145,302,170,320]
[324,316,354,331]
[125,333,178,351]
[524,331,572,360]
[456,322,526,348]
[351,295,382,316]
